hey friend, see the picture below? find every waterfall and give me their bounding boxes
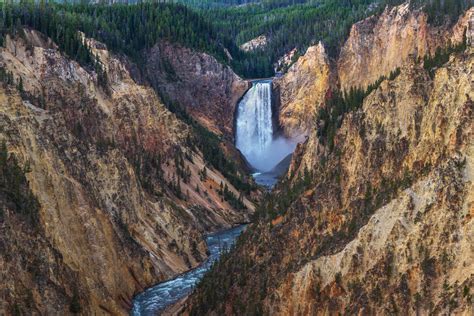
[236,80,295,173]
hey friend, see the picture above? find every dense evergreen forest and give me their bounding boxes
[198,0,472,77]
[201,0,387,76]
[0,1,232,68]
[1,0,471,78]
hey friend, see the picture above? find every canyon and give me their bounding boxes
[0,1,473,315]
[275,3,474,138]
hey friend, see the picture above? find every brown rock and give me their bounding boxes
[145,41,249,139]
[0,30,254,315]
[274,42,333,138]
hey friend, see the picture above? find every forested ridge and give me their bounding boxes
[202,0,472,77]
[0,1,231,67]
[202,0,388,77]
[0,0,470,78]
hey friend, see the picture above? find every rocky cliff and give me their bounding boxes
[272,51,474,315]
[240,35,267,52]
[273,42,333,138]
[338,2,473,92]
[0,30,254,315]
[145,41,249,139]
[276,2,473,138]
[189,36,473,315]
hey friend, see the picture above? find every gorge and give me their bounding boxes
[131,78,300,314]
[0,1,473,315]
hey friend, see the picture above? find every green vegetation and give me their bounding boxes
[178,0,261,9]
[191,232,262,315]
[1,1,469,80]
[187,0,471,77]
[218,181,246,210]
[161,93,255,195]
[317,68,400,151]
[414,0,473,26]
[69,291,81,314]
[0,2,111,90]
[189,123,254,194]
[0,1,230,77]
[0,142,40,226]
[201,0,391,77]
[254,166,313,220]
[0,1,93,66]
[423,36,467,77]
[0,1,405,78]
[0,0,236,100]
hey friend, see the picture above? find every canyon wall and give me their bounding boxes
[276,2,473,138]
[273,52,474,315]
[145,41,249,139]
[0,30,253,315]
[338,3,473,92]
[273,42,333,138]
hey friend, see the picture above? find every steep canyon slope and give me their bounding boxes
[145,41,249,139]
[276,2,473,138]
[273,43,333,138]
[337,2,473,92]
[0,30,253,315]
[189,8,474,315]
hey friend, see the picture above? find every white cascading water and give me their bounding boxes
[236,80,296,172]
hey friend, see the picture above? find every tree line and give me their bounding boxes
[0,142,40,227]
[2,1,469,79]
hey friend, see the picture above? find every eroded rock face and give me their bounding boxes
[0,30,253,315]
[276,156,473,315]
[145,41,249,139]
[274,47,298,73]
[189,47,474,315]
[337,3,473,92]
[276,3,473,139]
[274,42,333,138]
[240,35,268,52]
[278,54,473,312]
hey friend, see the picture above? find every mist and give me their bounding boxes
[244,136,297,172]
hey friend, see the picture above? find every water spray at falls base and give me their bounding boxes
[235,80,296,173]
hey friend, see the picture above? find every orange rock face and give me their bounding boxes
[274,42,333,138]
[337,4,473,92]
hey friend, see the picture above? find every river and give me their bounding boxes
[130,225,246,315]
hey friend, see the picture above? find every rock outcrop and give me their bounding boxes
[240,35,267,52]
[0,30,253,315]
[145,41,249,139]
[274,47,298,73]
[274,42,333,138]
[338,3,473,92]
[276,2,473,138]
